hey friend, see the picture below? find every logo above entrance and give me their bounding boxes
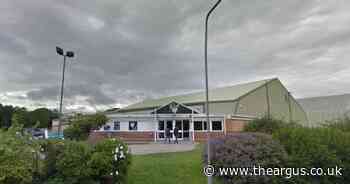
[169,103,179,113]
[151,101,200,114]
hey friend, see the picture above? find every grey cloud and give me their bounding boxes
[26,84,115,105]
[1,0,350,111]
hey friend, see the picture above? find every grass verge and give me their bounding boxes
[127,144,219,184]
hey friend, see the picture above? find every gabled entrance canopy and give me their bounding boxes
[151,101,200,114]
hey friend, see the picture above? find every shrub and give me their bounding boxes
[204,133,288,184]
[89,139,131,183]
[244,116,298,134]
[274,127,349,184]
[64,113,108,141]
[54,141,94,184]
[39,140,66,178]
[40,138,131,184]
[63,125,84,140]
[0,124,41,184]
[324,116,350,132]
[42,177,65,184]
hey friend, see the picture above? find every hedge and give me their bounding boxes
[41,139,131,184]
[204,133,288,184]
[274,127,350,184]
[244,116,299,134]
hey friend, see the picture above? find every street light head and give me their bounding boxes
[56,47,64,55]
[66,51,74,58]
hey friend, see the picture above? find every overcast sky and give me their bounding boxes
[1,0,350,112]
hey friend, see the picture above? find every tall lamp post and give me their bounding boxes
[56,46,74,137]
[204,1,222,184]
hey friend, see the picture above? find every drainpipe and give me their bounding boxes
[288,92,293,122]
[192,109,195,142]
[154,108,157,142]
[224,115,227,136]
[265,83,271,119]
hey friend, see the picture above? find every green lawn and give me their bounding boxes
[127,144,218,184]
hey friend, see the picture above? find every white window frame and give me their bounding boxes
[113,121,120,131]
[193,121,209,132]
[103,124,111,131]
[211,120,223,132]
[129,121,138,131]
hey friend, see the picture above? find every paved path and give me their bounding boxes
[128,142,197,155]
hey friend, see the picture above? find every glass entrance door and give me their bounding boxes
[157,120,173,140]
[158,119,190,140]
[166,120,173,131]
[158,120,165,139]
[175,120,190,140]
[182,120,190,140]
[175,120,183,139]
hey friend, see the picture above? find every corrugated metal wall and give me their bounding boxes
[234,79,308,124]
[267,80,290,120]
[208,101,237,115]
[236,83,268,117]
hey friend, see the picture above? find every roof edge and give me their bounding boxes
[233,78,278,102]
[115,77,278,113]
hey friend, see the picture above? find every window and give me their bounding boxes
[129,121,138,131]
[113,121,120,131]
[183,120,190,130]
[212,121,223,131]
[166,120,173,130]
[194,121,203,130]
[103,125,111,131]
[194,121,208,131]
[175,120,182,129]
[203,121,208,130]
[158,121,164,130]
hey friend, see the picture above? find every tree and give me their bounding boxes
[48,109,59,128]
[0,105,15,128]
[64,113,108,141]
[0,104,3,128]
[12,108,30,128]
[0,103,60,129]
[28,108,51,128]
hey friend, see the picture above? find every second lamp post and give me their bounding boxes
[204,1,222,184]
[56,46,74,137]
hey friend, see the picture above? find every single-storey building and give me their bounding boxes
[90,78,308,142]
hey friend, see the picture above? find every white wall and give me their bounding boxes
[99,118,156,132]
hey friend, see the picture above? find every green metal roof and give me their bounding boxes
[119,78,276,112]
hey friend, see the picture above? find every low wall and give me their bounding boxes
[225,118,249,133]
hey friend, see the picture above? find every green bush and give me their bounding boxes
[204,133,288,184]
[324,116,350,132]
[40,138,131,184]
[274,127,349,184]
[89,139,131,183]
[64,113,108,141]
[244,116,299,134]
[0,124,41,184]
[54,141,94,184]
[39,140,66,179]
